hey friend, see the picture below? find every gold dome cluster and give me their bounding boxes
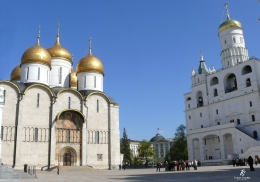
[10,65,21,81]
[219,19,242,33]
[76,53,104,75]
[47,36,72,63]
[21,41,52,68]
[70,68,77,87]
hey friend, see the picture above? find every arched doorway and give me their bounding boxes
[64,152,71,166]
[55,110,84,166]
[203,134,221,160]
[223,133,234,159]
[58,146,77,166]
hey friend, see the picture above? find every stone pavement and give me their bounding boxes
[1,164,260,182]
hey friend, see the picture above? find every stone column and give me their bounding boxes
[0,87,5,162]
[82,122,87,166]
[199,136,204,163]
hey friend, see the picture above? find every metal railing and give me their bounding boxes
[28,166,36,176]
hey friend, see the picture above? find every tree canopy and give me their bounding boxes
[137,140,155,165]
[120,128,132,164]
[166,124,188,161]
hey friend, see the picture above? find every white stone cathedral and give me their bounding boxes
[184,5,260,164]
[0,26,120,169]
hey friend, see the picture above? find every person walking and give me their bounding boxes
[193,159,198,170]
[57,163,60,175]
[156,162,161,172]
[248,156,255,171]
[122,163,126,170]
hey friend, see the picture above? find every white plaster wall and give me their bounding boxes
[21,63,50,85]
[15,86,51,168]
[49,59,72,88]
[77,72,103,92]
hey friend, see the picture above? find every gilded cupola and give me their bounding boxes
[10,65,21,81]
[21,26,51,68]
[47,24,72,63]
[219,3,242,33]
[76,37,104,75]
[70,68,77,87]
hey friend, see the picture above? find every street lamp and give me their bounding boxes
[0,86,5,163]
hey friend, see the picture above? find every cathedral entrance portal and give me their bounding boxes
[63,152,71,166]
[55,110,85,166]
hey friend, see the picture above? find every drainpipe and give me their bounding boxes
[48,96,56,169]
[12,93,23,168]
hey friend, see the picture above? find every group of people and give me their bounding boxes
[232,156,258,171]
[156,159,200,172]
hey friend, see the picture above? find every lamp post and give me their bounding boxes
[0,87,5,163]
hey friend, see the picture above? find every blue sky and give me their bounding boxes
[0,1,260,141]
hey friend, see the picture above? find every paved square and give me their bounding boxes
[1,165,259,182]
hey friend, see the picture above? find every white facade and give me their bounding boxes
[49,58,72,88]
[184,10,260,163]
[21,63,50,85]
[0,36,120,169]
[150,134,170,162]
[77,72,103,92]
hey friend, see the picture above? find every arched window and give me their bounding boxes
[233,37,236,43]
[246,78,251,87]
[224,40,227,44]
[27,67,29,80]
[67,130,70,143]
[214,88,218,97]
[240,37,243,43]
[3,90,6,104]
[186,97,191,101]
[250,101,252,107]
[59,67,62,84]
[242,66,252,75]
[38,67,40,80]
[35,128,38,142]
[198,78,200,83]
[96,131,99,144]
[210,77,219,86]
[237,119,240,125]
[94,76,96,88]
[225,73,237,93]
[36,93,40,108]
[68,97,71,109]
[97,100,99,113]
[253,131,258,139]
[196,91,203,107]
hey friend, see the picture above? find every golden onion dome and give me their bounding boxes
[47,35,72,63]
[21,39,51,68]
[10,65,21,81]
[76,53,104,75]
[219,15,242,34]
[70,68,77,87]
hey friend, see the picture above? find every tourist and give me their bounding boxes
[165,161,168,171]
[156,162,160,172]
[57,163,60,175]
[255,158,258,165]
[247,156,255,171]
[193,159,198,170]
[232,158,235,166]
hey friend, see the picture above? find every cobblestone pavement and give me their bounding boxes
[1,165,260,182]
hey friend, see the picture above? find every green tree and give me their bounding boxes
[120,128,132,164]
[138,140,154,166]
[167,124,188,160]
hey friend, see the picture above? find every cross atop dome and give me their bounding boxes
[89,37,92,54]
[37,25,41,45]
[224,2,231,20]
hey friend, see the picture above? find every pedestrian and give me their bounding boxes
[255,158,258,166]
[123,163,126,170]
[57,162,60,175]
[247,156,255,171]
[156,162,160,172]
[232,158,235,166]
[193,159,198,170]
[165,161,168,171]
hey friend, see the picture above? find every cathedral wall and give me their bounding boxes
[109,105,120,169]
[86,144,109,169]
[86,94,108,130]
[16,86,51,167]
[0,83,19,165]
[54,91,82,113]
